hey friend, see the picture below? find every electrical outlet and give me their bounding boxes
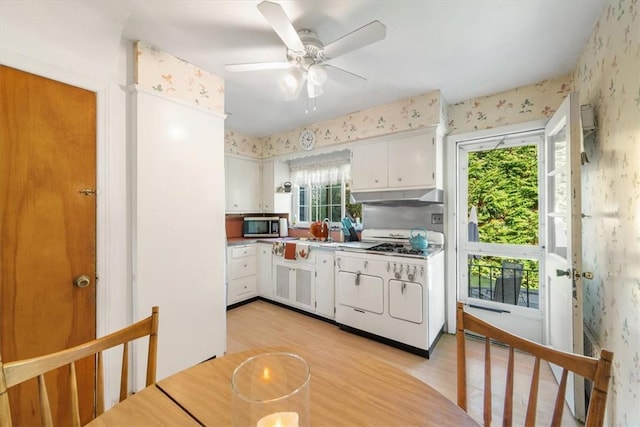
[431,213,443,225]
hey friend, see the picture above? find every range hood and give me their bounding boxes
[350,188,444,205]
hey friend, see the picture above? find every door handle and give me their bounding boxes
[556,269,571,277]
[74,274,91,288]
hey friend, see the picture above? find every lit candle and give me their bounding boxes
[261,366,271,382]
[256,412,299,427]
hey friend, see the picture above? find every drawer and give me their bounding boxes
[228,276,257,302]
[231,245,256,258]
[230,257,257,280]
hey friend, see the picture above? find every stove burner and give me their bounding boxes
[369,243,427,256]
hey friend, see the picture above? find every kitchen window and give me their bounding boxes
[289,150,360,227]
[296,182,358,225]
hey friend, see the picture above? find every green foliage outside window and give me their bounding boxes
[468,145,540,289]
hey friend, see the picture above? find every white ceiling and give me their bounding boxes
[1,0,605,137]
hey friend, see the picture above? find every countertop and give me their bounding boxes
[227,236,355,250]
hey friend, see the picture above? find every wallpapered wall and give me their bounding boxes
[225,90,444,158]
[134,41,225,115]
[574,0,639,424]
[447,74,572,134]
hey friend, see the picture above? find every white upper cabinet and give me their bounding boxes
[350,141,388,190]
[351,127,440,192]
[262,160,291,214]
[226,156,261,213]
[388,132,435,188]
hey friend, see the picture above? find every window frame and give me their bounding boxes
[293,179,346,228]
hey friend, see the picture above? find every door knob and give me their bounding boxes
[555,269,571,277]
[74,274,91,288]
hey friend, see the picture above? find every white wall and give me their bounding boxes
[132,89,226,386]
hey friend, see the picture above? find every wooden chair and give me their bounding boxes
[456,302,613,427]
[0,306,159,427]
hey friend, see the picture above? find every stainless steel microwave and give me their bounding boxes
[243,216,280,237]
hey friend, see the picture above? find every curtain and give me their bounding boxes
[290,160,351,186]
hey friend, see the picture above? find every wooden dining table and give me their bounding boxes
[90,345,478,426]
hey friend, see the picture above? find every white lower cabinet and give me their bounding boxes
[314,250,335,319]
[257,243,273,298]
[273,259,316,312]
[227,244,257,305]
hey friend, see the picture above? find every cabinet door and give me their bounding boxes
[226,157,261,212]
[257,244,273,298]
[388,131,435,188]
[274,264,291,300]
[350,142,388,190]
[228,276,257,304]
[389,280,423,323]
[315,251,335,318]
[294,267,313,308]
[273,261,315,312]
[261,161,274,212]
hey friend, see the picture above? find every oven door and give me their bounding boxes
[336,271,384,314]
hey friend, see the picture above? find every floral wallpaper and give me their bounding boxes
[573,0,640,424]
[447,74,572,135]
[224,90,444,158]
[224,130,262,159]
[134,41,224,115]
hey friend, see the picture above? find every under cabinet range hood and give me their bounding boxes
[350,188,444,204]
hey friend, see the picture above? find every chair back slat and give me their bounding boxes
[69,362,81,427]
[1,306,159,426]
[120,342,129,402]
[37,375,53,427]
[456,302,613,427]
[503,346,515,427]
[484,338,492,426]
[524,357,540,426]
[551,369,569,425]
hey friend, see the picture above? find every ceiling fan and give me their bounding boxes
[225,1,386,101]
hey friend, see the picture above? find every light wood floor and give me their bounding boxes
[227,300,582,426]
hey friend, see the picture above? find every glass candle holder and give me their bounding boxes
[231,352,310,427]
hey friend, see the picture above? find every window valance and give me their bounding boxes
[288,149,351,186]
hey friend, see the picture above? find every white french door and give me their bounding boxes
[455,128,545,343]
[544,91,586,420]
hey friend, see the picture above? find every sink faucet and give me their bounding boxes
[323,218,333,242]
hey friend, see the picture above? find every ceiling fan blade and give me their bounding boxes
[257,1,305,54]
[325,65,367,88]
[225,61,292,72]
[321,20,386,60]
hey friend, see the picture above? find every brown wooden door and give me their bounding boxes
[0,65,97,425]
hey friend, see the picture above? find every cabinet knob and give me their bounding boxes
[398,177,402,181]
[374,179,379,183]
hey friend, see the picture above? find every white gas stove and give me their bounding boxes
[334,229,445,357]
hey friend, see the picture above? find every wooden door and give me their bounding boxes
[0,65,97,425]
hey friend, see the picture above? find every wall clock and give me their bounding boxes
[299,129,316,150]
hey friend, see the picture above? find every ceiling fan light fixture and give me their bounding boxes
[279,67,304,93]
[307,64,327,86]
[307,80,323,99]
